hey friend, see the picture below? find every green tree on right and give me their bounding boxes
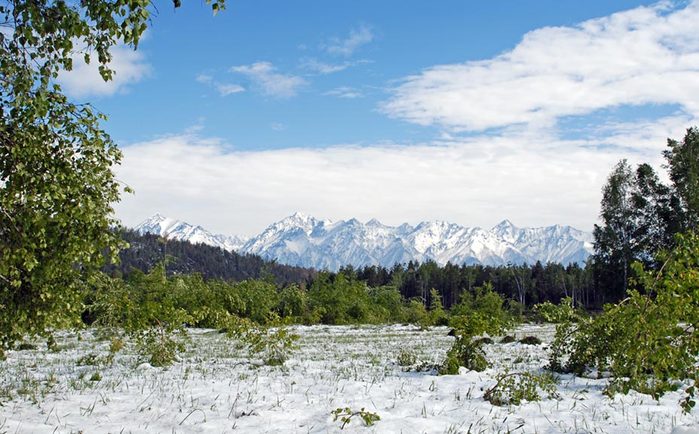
[664,127,699,230]
[564,127,699,411]
[593,127,697,301]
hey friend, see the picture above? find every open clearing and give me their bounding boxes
[1,324,697,433]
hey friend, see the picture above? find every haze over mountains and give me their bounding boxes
[135,213,594,271]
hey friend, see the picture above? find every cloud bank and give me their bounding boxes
[382,1,699,131]
[114,126,676,237]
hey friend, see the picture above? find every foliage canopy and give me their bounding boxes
[0,0,223,350]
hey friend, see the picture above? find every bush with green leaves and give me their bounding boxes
[396,349,417,367]
[331,407,380,429]
[484,371,559,406]
[242,325,299,366]
[532,297,583,323]
[550,231,699,411]
[135,327,188,367]
[89,265,194,365]
[308,272,375,324]
[449,283,514,337]
[440,283,518,375]
[367,285,406,323]
[440,335,489,374]
[428,288,450,326]
[403,298,429,325]
[276,284,309,321]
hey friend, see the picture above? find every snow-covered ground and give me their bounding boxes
[1,324,697,433]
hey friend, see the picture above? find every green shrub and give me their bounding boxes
[308,272,374,324]
[276,284,309,320]
[331,407,380,429]
[440,336,488,374]
[403,298,429,325]
[428,288,449,326]
[533,297,582,323]
[449,283,515,337]
[440,283,520,374]
[484,371,558,406]
[136,327,187,367]
[226,318,298,366]
[367,286,405,323]
[397,349,417,367]
[550,232,699,412]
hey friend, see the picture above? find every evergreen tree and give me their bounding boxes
[593,160,638,301]
[664,127,699,231]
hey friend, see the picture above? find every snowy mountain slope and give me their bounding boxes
[134,213,248,252]
[134,212,594,270]
[241,213,594,269]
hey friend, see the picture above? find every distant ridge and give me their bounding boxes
[135,213,248,252]
[134,213,594,271]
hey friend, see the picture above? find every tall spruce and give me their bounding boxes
[593,160,638,301]
[664,127,699,231]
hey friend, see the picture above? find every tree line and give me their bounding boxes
[107,230,315,285]
[111,229,597,309]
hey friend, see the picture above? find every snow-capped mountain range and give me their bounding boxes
[134,213,594,271]
[135,214,248,252]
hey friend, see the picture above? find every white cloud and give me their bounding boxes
[58,45,150,98]
[302,59,351,74]
[230,61,306,98]
[270,122,286,131]
[301,58,372,75]
[195,74,213,84]
[325,25,374,57]
[114,117,686,237]
[196,73,244,96]
[324,86,363,99]
[214,83,245,96]
[382,1,699,131]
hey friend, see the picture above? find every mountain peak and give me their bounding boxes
[138,212,167,225]
[284,211,317,224]
[366,218,383,226]
[494,219,516,230]
[135,212,247,252]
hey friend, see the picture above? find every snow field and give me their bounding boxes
[1,324,697,433]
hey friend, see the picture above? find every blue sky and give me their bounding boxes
[59,0,699,235]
